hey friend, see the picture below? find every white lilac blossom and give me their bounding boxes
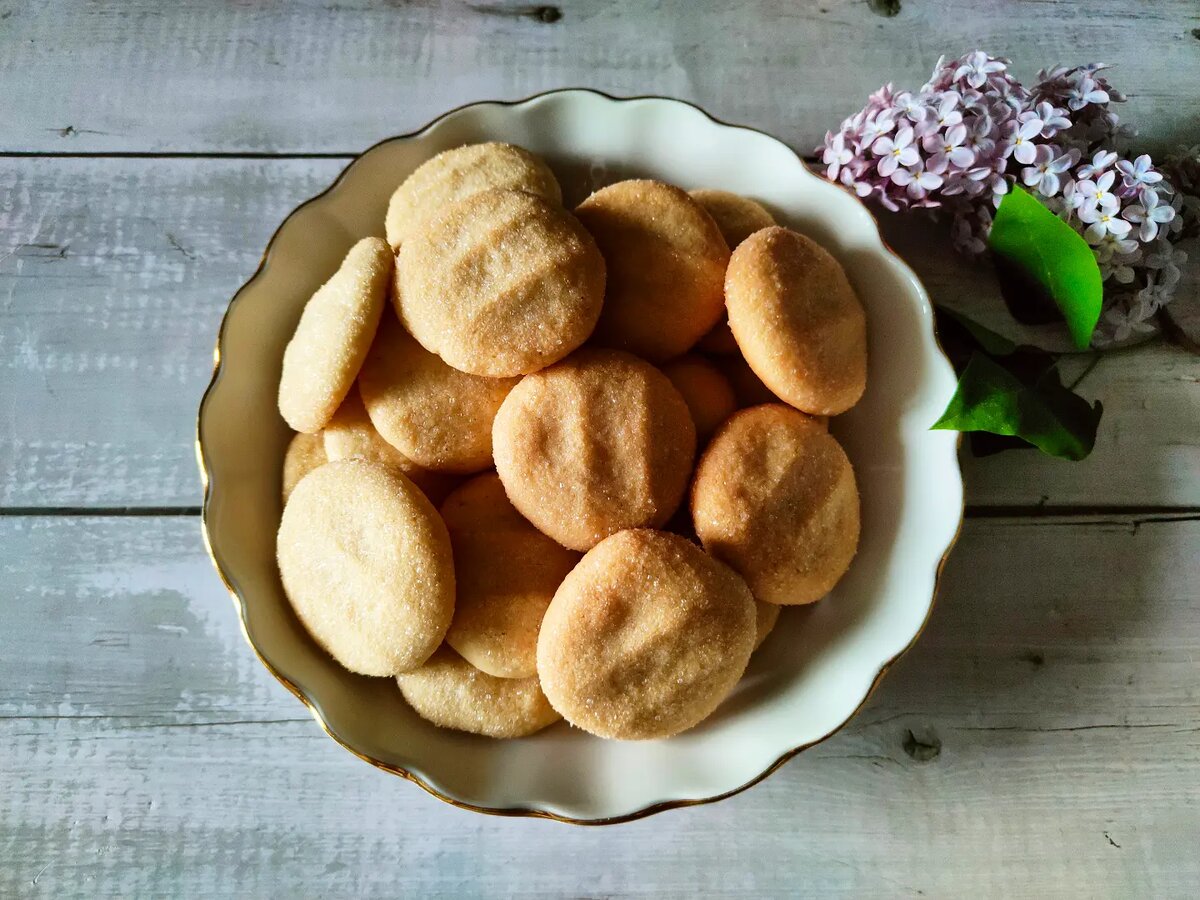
[817,51,1190,344]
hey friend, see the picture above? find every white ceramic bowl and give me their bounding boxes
[198,89,963,824]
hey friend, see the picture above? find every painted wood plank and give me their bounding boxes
[0,0,1197,155]
[2,157,1196,509]
[2,514,1198,896]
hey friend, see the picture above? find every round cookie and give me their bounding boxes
[689,188,776,249]
[358,316,518,473]
[661,355,737,440]
[395,188,605,377]
[696,319,740,355]
[537,529,756,740]
[691,405,860,605]
[276,459,455,676]
[384,142,562,250]
[281,432,327,503]
[397,646,561,739]
[323,390,460,504]
[721,358,830,429]
[575,180,729,362]
[440,474,581,679]
[753,600,780,651]
[493,349,696,551]
[725,226,867,416]
[278,237,391,433]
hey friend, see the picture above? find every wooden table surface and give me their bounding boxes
[2,2,1198,896]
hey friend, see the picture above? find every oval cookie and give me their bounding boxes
[537,529,756,740]
[276,459,455,675]
[281,431,327,504]
[691,404,860,605]
[661,355,737,440]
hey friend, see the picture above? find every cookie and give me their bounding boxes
[396,188,605,377]
[493,349,696,551]
[575,180,729,361]
[281,432,327,503]
[691,405,860,605]
[661,355,737,440]
[277,237,391,433]
[753,600,780,650]
[276,459,455,675]
[537,529,756,740]
[384,142,562,249]
[397,646,561,739]
[725,227,867,416]
[695,319,740,355]
[323,389,460,504]
[721,357,829,429]
[440,474,581,679]
[358,316,518,473]
[688,189,776,249]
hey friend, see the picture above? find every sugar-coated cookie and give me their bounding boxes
[281,432,327,503]
[575,180,729,361]
[384,142,562,249]
[721,358,829,429]
[493,349,696,551]
[688,189,776,249]
[276,459,455,675]
[396,188,605,377]
[753,600,780,650]
[695,319,740,355]
[537,529,755,740]
[277,237,391,433]
[725,227,867,416]
[440,474,581,679]
[691,405,859,605]
[661,355,737,440]
[323,389,461,504]
[358,316,518,473]
[397,646,561,739]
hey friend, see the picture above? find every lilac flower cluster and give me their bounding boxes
[818,51,1189,343]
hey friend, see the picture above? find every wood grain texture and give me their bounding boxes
[0,0,1197,155]
[1,514,1197,897]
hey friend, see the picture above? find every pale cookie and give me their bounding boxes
[397,645,561,739]
[575,180,730,361]
[691,405,860,605]
[493,349,696,551]
[281,432,327,504]
[440,474,581,679]
[396,188,605,377]
[278,237,391,433]
[689,188,776,249]
[537,529,756,740]
[358,316,518,473]
[725,226,867,416]
[661,355,737,440]
[323,389,460,504]
[384,142,562,249]
[276,459,455,676]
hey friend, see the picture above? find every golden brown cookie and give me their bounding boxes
[277,237,391,433]
[721,355,780,407]
[397,646,561,739]
[323,389,461,504]
[537,529,755,740]
[395,188,605,377]
[753,600,780,650]
[384,142,562,249]
[575,180,729,361]
[440,474,581,679]
[358,316,518,473]
[689,189,776,248]
[276,459,455,676]
[691,405,860,605]
[725,227,867,416]
[661,355,737,440]
[493,349,696,551]
[281,432,327,503]
[695,318,740,355]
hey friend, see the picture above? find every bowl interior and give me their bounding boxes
[199,90,963,822]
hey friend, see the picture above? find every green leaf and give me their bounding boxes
[932,351,1103,460]
[988,185,1103,349]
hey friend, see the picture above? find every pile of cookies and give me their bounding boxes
[276,142,866,741]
